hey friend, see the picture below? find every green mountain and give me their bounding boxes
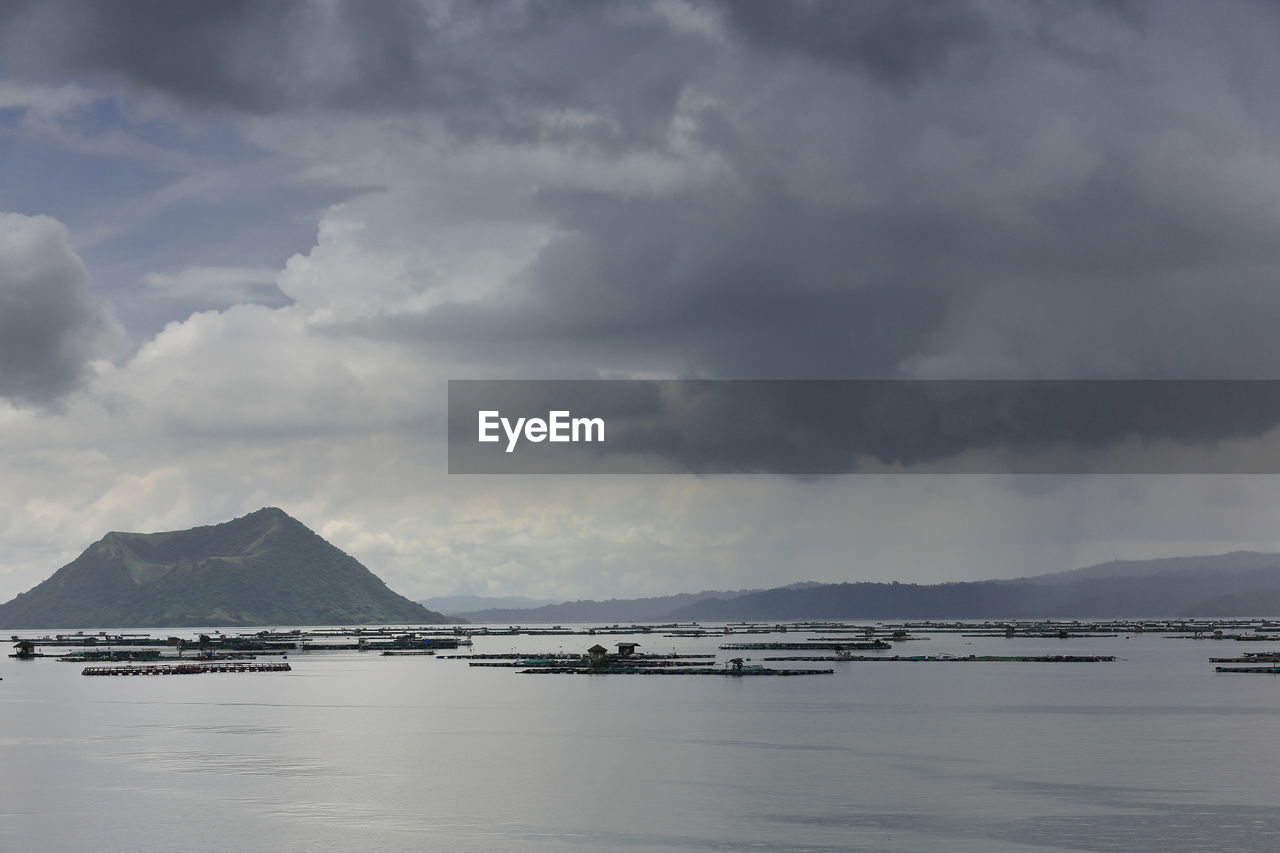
[0,507,449,628]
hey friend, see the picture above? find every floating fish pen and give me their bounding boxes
[520,665,833,676]
[81,662,292,676]
[1202,631,1274,639]
[438,652,585,660]
[58,650,166,662]
[762,654,1117,663]
[466,658,571,668]
[719,641,891,651]
[293,626,467,637]
[451,625,686,637]
[16,635,174,647]
[471,658,718,668]
[1209,655,1280,663]
[301,638,462,650]
[439,652,715,660]
[182,638,296,651]
[661,631,727,638]
[978,628,1109,638]
[891,619,1280,636]
[368,639,463,650]
[1214,665,1280,674]
[56,649,275,662]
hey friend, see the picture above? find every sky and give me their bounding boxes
[5,0,1280,604]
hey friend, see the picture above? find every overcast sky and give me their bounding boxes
[5,0,1280,604]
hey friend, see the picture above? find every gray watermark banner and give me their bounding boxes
[447,379,1280,474]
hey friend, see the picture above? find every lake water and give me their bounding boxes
[4,627,1280,852]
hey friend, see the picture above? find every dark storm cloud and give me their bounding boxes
[0,0,1002,141]
[8,1,1280,385]
[714,0,991,85]
[0,214,117,406]
[398,1,1280,382]
[381,190,955,378]
[449,380,1280,475]
[0,0,493,112]
[0,0,709,146]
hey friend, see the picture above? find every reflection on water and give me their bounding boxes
[4,629,1280,852]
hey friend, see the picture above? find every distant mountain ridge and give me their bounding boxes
[452,553,1280,623]
[420,594,559,615]
[667,565,1280,621]
[1026,550,1280,584]
[1182,588,1280,617]
[0,507,450,628]
[457,583,823,623]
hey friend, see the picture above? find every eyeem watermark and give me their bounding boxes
[450,379,1280,474]
[478,410,606,453]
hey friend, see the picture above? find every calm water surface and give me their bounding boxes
[3,628,1279,852]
